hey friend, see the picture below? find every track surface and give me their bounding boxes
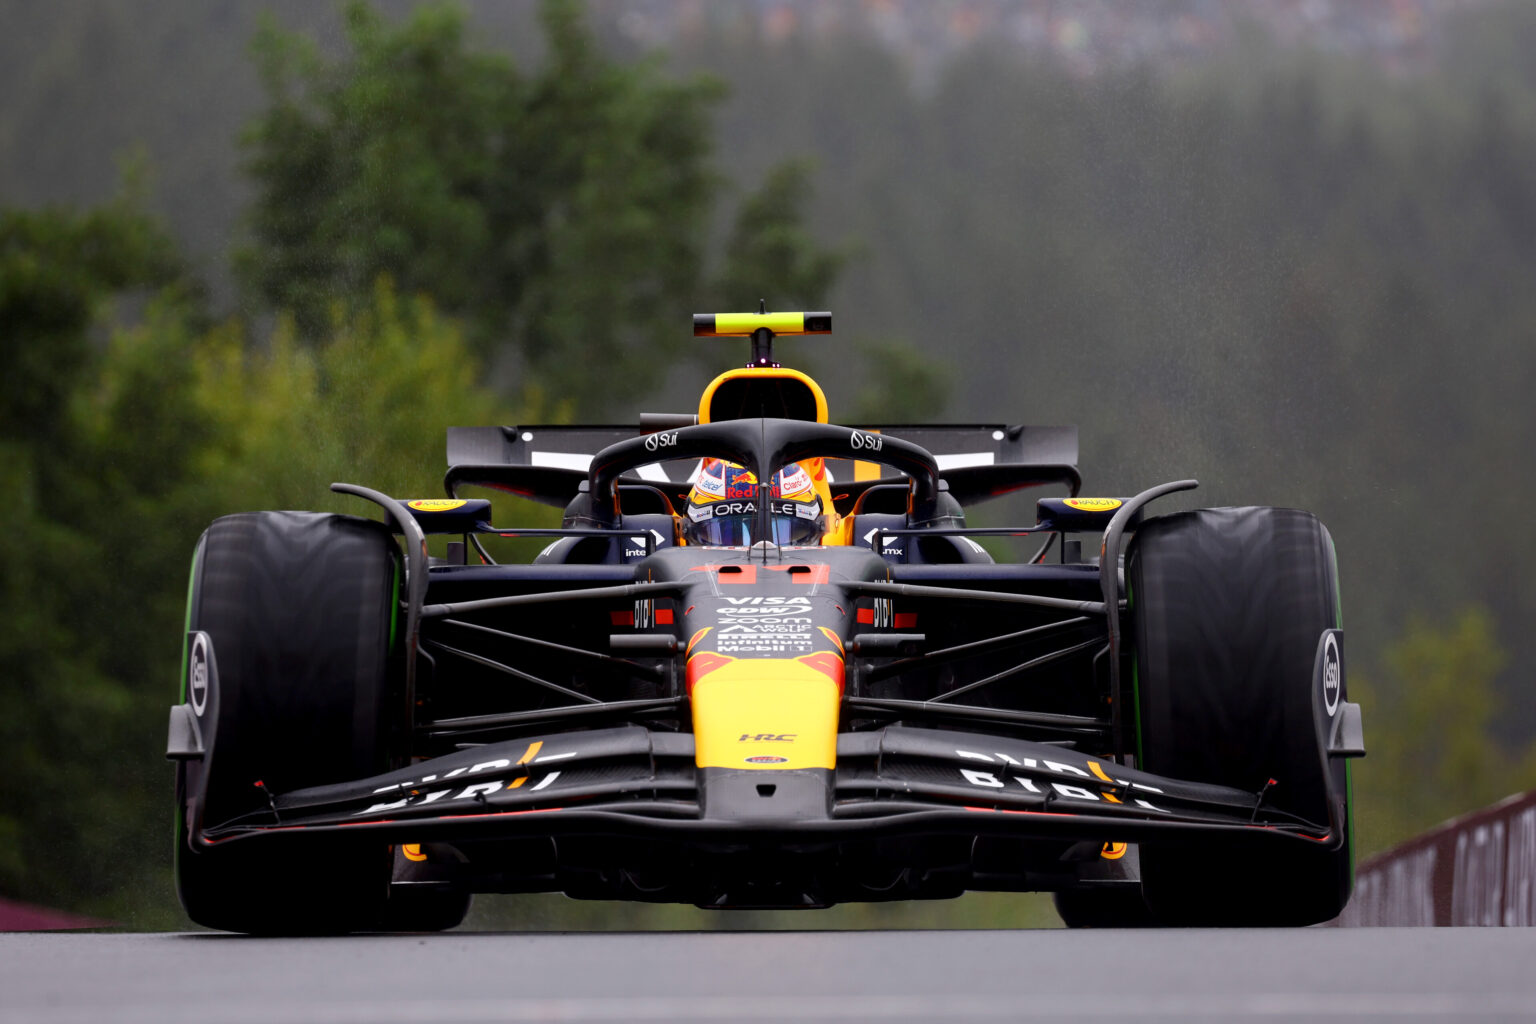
[3,928,1534,1023]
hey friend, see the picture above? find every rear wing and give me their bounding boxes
[445,424,1080,511]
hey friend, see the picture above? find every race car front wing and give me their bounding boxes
[190,716,1346,855]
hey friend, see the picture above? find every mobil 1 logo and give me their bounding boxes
[714,595,815,653]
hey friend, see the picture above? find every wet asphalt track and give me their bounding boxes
[4,928,1536,1023]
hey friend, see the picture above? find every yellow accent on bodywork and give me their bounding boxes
[1064,498,1122,512]
[698,367,829,425]
[698,312,830,336]
[692,658,841,770]
[1088,761,1123,802]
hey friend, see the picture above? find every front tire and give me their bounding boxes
[1129,506,1352,926]
[174,511,401,934]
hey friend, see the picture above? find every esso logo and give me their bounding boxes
[850,431,883,452]
[189,633,210,717]
[1322,632,1341,716]
[645,431,679,453]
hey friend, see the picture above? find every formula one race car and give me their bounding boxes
[168,311,1364,932]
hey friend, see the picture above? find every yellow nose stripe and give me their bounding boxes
[691,658,841,770]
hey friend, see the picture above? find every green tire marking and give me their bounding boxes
[389,555,401,652]
[174,535,205,871]
[1125,578,1145,766]
[1326,532,1343,630]
[177,538,202,702]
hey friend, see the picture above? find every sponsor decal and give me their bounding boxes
[745,755,789,765]
[850,430,883,452]
[354,739,568,815]
[1101,842,1128,860]
[954,749,1168,812]
[713,596,818,651]
[1063,498,1122,512]
[406,499,468,512]
[700,596,840,653]
[775,463,816,502]
[1323,632,1341,716]
[699,499,814,520]
[721,597,812,606]
[644,430,679,453]
[857,599,894,628]
[717,636,816,653]
[622,528,668,559]
[740,733,797,742]
[188,633,210,717]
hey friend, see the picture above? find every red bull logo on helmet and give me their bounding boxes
[694,459,816,504]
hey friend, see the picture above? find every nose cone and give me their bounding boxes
[688,654,844,770]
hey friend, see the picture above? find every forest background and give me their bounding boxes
[3,0,1535,929]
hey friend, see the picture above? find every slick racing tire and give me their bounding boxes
[175,511,402,934]
[1129,506,1352,927]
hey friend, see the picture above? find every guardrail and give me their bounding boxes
[0,897,110,931]
[1337,789,1536,926]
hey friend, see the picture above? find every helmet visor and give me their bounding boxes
[684,499,823,547]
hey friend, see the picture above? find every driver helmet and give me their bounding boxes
[683,459,825,546]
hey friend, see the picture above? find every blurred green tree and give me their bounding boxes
[0,188,519,922]
[0,192,185,445]
[0,195,194,918]
[1351,606,1536,855]
[189,278,513,514]
[239,0,849,417]
[706,160,847,312]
